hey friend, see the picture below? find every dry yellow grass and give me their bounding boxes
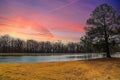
[0,58,120,80]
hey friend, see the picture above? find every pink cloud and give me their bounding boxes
[0,16,55,41]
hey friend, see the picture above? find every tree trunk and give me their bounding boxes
[105,34,111,58]
[103,15,111,58]
[104,25,111,58]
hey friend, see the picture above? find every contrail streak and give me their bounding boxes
[49,0,79,13]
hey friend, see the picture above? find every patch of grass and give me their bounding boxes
[0,58,120,80]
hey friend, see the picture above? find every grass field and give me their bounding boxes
[0,58,120,80]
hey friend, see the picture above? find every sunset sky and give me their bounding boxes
[0,0,120,43]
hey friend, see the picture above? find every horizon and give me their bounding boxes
[0,0,120,43]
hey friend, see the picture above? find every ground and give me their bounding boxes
[0,58,120,80]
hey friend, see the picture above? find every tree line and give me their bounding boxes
[0,34,119,53]
[0,35,83,53]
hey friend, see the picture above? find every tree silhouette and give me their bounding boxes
[85,3,120,58]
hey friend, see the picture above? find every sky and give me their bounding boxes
[0,0,120,43]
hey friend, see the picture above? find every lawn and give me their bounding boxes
[0,58,120,80]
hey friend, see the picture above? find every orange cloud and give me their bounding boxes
[0,16,55,41]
